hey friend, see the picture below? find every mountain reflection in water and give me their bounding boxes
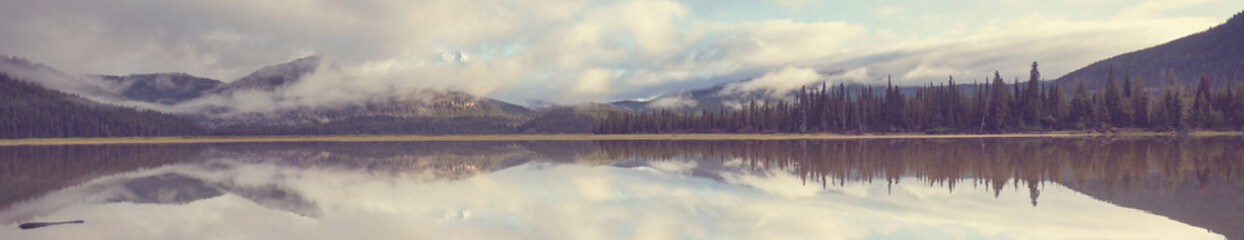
[1,138,1241,239]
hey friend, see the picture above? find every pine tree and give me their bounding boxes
[1190,75,1215,128]
[1104,68,1126,127]
[986,71,1011,132]
[1024,62,1043,128]
[1069,81,1091,129]
[947,76,962,129]
[884,76,906,132]
[1131,76,1150,128]
[799,86,809,133]
[1160,69,1185,130]
[1045,84,1065,129]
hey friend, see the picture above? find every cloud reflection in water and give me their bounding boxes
[1,154,1223,240]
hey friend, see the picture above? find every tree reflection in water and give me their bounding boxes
[2,137,1242,238]
[598,138,1244,204]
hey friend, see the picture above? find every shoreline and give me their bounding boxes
[1,131,1240,146]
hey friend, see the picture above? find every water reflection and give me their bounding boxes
[1,138,1241,239]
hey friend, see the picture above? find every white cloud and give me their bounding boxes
[902,63,960,80]
[717,19,869,66]
[1114,0,1218,20]
[620,0,688,57]
[572,67,614,96]
[721,168,823,199]
[722,66,824,99]
[852,11,1222,85]
[648,94,698,109]
[829,67,873,83]
[0,0,1238,108]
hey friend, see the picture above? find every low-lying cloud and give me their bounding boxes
[648,94,698,109]
[0,0,1235,107]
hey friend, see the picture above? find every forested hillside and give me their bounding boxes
[1054,10,1244,90]
[598,63,1244,134]
[0,74,205,139]
[100,73,222,104]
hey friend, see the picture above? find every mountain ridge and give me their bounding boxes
[1053,10,1244,90]
[0,73,206,139]
[100,72,223,105]
[0,56,623,135]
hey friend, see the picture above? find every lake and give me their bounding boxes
[2,138,1242,239]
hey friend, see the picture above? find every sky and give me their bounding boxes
[1,0,1242,105]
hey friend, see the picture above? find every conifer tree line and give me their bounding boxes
[1,74,206,139]
[596,62,1244,134]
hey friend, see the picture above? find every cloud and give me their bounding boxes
[902,64,960,80]
[769,0,816,9]
[572,68,615,96]
[647,94,698,109]
[619,0,688,57]
[721,66,824,99]
[829,67,873,83]
[0,57,125,102]
[844,11,1222,85]
[0,0,1237,108]
[1114,0,1217,20]
[716,20,869,67]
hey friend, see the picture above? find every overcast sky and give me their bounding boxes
[1,0,1241,104]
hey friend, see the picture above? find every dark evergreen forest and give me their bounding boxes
[597,63,1244,134]
[0,74,205,139]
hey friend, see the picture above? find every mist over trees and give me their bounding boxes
[597,62,1244,134]
[4,61,1243,138]
[0,73,206,139]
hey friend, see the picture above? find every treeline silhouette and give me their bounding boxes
[0,74,205,139]
[597,63,1244,134]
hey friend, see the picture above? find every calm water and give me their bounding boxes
[1,138,1242,239]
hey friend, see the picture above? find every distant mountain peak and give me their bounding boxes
[209,55,322,94]
[100,72,223,105]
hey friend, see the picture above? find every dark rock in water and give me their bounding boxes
[18,220,84,230]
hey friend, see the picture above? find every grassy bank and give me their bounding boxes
[0,131,1240,146]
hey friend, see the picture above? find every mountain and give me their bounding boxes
[207,55,322,95]
[1054,10,1244,90]
[0,56,124,100]
[0,56,622,135]
[175,56,543,133]
[609,76,949,113]
[100,73,223,104]
[516,104,629,133]
[612,85,731,113]
[0,73,205,139]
